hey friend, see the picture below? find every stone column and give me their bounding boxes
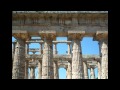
[97,61,101,79]
[38,60,42,79]
[30,67,35,79]
[12,42,16,54]
[101,41,108,79]
[83,61,88,79]
[53,61,58,79]
[12,42,16,70]
[72,39,84,79]
[66,67,68,79]
[67,43,71,55]
[39,43,43,54]
[12,38,25,79]
[24,60,28,79]
[90,66,95,79]
[42,38,54,79]
[53,42,57,54]
[64,66,68,79]
[67,61,72,79]
[94,31,108,79]
[98,41,102,57]
[25,42,29,55]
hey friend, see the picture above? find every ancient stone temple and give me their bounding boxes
[12,11,108,79]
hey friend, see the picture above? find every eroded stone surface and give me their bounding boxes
[12,38,25,79]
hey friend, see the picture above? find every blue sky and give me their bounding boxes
[12,36,99,79]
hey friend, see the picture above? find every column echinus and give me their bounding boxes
[40,32,56,79]
[94,31,108,79]
[12,32,30,79]
[68,31,85,79]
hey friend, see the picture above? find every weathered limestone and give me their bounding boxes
[72,39,84,79]
[38,60,42,79]
[101,41,108,79]
[90,66,95,79]
[24,60,28,79]
[53,61,58,79]
[12,11,108,79]
[67,61,72,79]
[97,61,101,79]
[83,61,88,79]
[12,42,16,70]
[41,34,55,79]
[30,67,35,79]
[94,31,108,79]
[12,38,25,79]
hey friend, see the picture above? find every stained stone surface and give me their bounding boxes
[72,40,84,79]
[12,38,25,79]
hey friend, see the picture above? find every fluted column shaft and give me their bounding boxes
[72,40,84,79]
[83,61,88,79]
[67,61,72,79]
[30,67,35,79]
[53,61,58,79]
[42,39,54,79]
[38,60,42,79]
[101,41,108,79]
[12,42,16,70]
[12,38,25,79]
[98,61,101,79]
[90,67,95,79]
[24,60,28,79]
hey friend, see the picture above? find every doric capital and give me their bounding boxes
[93,31,108,42]
[12,31,30,41]
[39,31,56,40]
[68,31,85,40]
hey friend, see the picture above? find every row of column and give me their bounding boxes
[12,37,108,79]
[12,38,92,79]
[66,61,97,79]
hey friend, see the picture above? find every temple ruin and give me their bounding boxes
[12,11,108,79]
